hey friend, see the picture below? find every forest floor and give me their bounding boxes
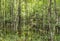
[0,33,60,41]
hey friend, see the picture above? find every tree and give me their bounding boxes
[17,0,22,36]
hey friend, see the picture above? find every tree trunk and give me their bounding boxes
[48,0,54,41]
[17,0,21,36]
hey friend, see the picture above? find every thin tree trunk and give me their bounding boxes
[9,0,14,33]
[53,0,57,40]
[17,0,21,36]
[25,0,28,41]
[48,0,54,41]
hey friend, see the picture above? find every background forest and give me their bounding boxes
[0,0,60,41]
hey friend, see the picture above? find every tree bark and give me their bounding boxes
[17,0,21,36]
[48,0,54,41]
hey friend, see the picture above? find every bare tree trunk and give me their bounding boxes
[9,0,14,33]
[53,0,57,40]
[25,0,28,41]
[0,0,1,30]
[48,0,54,41]
[17,0,21,36]
[48,0,57,41]
[1,0,6,34]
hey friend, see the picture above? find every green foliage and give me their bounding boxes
[0,0,60,41]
